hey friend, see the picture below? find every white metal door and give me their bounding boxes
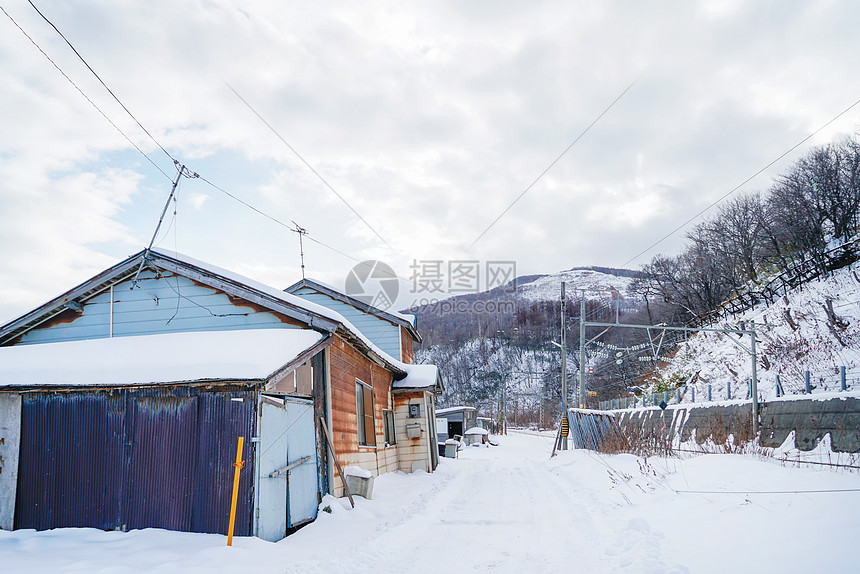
[283,397,318,527]
[256,395,318,541]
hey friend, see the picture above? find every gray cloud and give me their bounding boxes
[2,0,860,321]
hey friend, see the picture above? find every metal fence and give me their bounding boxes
[597,366,858,411]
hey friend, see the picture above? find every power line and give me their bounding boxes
[11,1,427,290]
[27,0,178,166]
[622,95,860,268]
[468,79,637,250]
[6,0,429,334]
[224,81,395,252]
[0,2,172,181]
[196,175,404,281]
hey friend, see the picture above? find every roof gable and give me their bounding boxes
[285,278,421,343]
[0,249,339,346]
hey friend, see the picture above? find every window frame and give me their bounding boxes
[356,378,376,446]
[383,409,396,446]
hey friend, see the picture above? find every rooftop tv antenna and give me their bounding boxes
[292,221,308,278]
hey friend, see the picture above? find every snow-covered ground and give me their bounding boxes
[3,432,859,573]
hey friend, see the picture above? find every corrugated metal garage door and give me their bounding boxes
[14,386,256,535]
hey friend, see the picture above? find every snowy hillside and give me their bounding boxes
[651,261,860,401]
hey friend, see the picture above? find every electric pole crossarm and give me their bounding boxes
[580,319,759,431]
[583,321,754,336]
[585,326,614,347]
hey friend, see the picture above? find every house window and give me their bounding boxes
[383,410,396,445]
[356,379,375,446]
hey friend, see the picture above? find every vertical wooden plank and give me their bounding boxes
[0,394,22,531]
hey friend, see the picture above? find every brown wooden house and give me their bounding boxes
[286,278,443,494]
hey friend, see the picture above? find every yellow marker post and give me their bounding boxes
[227,436,244,547]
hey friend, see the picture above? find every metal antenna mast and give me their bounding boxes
[292,221,309,278]
[131,162,198,288]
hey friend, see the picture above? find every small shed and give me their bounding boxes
[391,364,444,473]
[0,328,328,541]
[435,406,478,442]
[477,416,496,433]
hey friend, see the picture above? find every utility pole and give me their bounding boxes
[560,282,567,449]
[501,372,508,435]
[579,290,586,409]
[131,162,196,289]
[751,320,758,428]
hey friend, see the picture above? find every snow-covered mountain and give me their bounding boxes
[514,267,641,304]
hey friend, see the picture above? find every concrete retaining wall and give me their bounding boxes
[615,397,860,453]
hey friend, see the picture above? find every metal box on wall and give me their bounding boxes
[406,423,422,438]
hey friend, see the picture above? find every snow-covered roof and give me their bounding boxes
[0,328,325,388]
[437,406,477,415]
[392,364,441,391]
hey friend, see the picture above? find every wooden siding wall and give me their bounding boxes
[291,287,403,361]
[400,326,414,364]
[327,335,397,496]
[266,362,313,396]
[393,390,433,473]
[17,270,301,345]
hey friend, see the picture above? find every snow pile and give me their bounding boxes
[653,262,860,401]
[3,432,859,573]
[343,466,372,479]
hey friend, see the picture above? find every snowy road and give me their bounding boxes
[3,431,860,573]
[287,432,688,573]
[313,435,608,573]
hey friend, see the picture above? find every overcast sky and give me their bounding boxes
[2,0,860,322]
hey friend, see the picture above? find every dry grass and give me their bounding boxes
[598,422,674,457]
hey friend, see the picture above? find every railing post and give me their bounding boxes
[776,374,783,397]
[805,371,811,394]
[691,386,696,403]
[727,381,732,400]
[841,366,847,391]
[708,384,712,402]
